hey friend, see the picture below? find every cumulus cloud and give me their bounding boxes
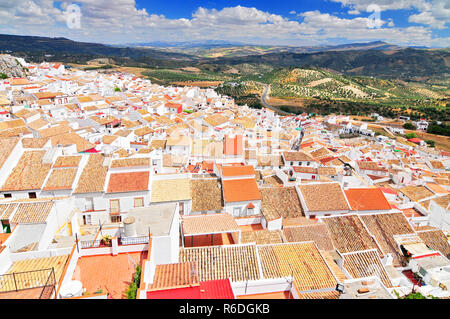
[332,0,448,29]
[330,0,430,11]
[408,0,449,29]
[0,1,445,47]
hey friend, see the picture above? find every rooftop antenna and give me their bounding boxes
[99,219,104,238]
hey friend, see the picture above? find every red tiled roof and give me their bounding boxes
[408,138,422,144]
[222,165,255,177]
[222,178,262,203]
[379,187,398,195]
[147,279,234,299]
[199,279,235,299]
[106,171,149,193]
[344,188,391,211]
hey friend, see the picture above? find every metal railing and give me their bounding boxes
[0,268,56,293]
[119,236,149,246]
[39,268,56,299]
[79,239,111,249]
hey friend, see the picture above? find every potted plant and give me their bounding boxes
[102,235,112,246]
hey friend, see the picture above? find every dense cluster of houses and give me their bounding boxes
[0,58,448,300]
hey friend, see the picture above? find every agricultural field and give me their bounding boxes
[142,68,237,86]
[215,81,265,109]
[132,63,448,122]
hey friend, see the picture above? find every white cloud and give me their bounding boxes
[330,0,430,11]
[0,2,445,47]
[408,0,449,29]
[348,9,361,15]
[332,0,448,29]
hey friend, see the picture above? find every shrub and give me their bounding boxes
[393,290,439,299]
[280,106,291,113]
[403,122,416,130]
[427,123,450,137]
[114,87,121,92]
[0,73,7,79]
[126,282,137,299]
[405,133,418,139]
[425,140,435,147]
[126,265,141,299]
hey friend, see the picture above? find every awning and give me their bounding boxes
[81,148,100,153]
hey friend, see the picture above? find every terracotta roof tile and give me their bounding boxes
[151,179,191,202]
[222,179,262,203]
[283,224,334,251]
[258,242,338,291]
[342,249,393,288]
[322,215,381,255]
[73,154,108,194]
[417,229,450,258]
[106,171,149,193]
[149,262,199,291]
[191,179,223,212]
[344,188,391,211]
[182,214,240,235]
[359,212,415,267]
[42,168,77,190]
[298,183,350,212]
[11,201,54,224]
[53,156,81,168]
[0,137,19,170]
[179,245,260,282]
[110,158,150,168]
[240,230,283,245]
[1,151,51,191]
[260,187,303,221]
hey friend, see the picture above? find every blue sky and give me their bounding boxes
[0,0,448,47]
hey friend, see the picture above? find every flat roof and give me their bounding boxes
[128,202,177,237]
[340,277,393,299]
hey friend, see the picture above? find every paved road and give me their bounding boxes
[259,84,292,116]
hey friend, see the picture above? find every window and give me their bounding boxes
[247,208,254,216]
[4,194,11,198]
[83,214,92,225]
[110,199,120,213]
[233,207,240,217]
[28,192,37,199]
[85,198,94,211]
[310,215,316,219]
[111,215,122,223]
[134,197,144,208]
[290,161,293,165]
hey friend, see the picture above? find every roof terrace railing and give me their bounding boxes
[79,239,110,249]
[39,267,56,299]
[0,267,56,294]
[119,236,149,246]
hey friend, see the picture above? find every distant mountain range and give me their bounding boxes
[0,34,196,60]
[129,40,406,52]
[126,39,245,48]
[0,34,448,79]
